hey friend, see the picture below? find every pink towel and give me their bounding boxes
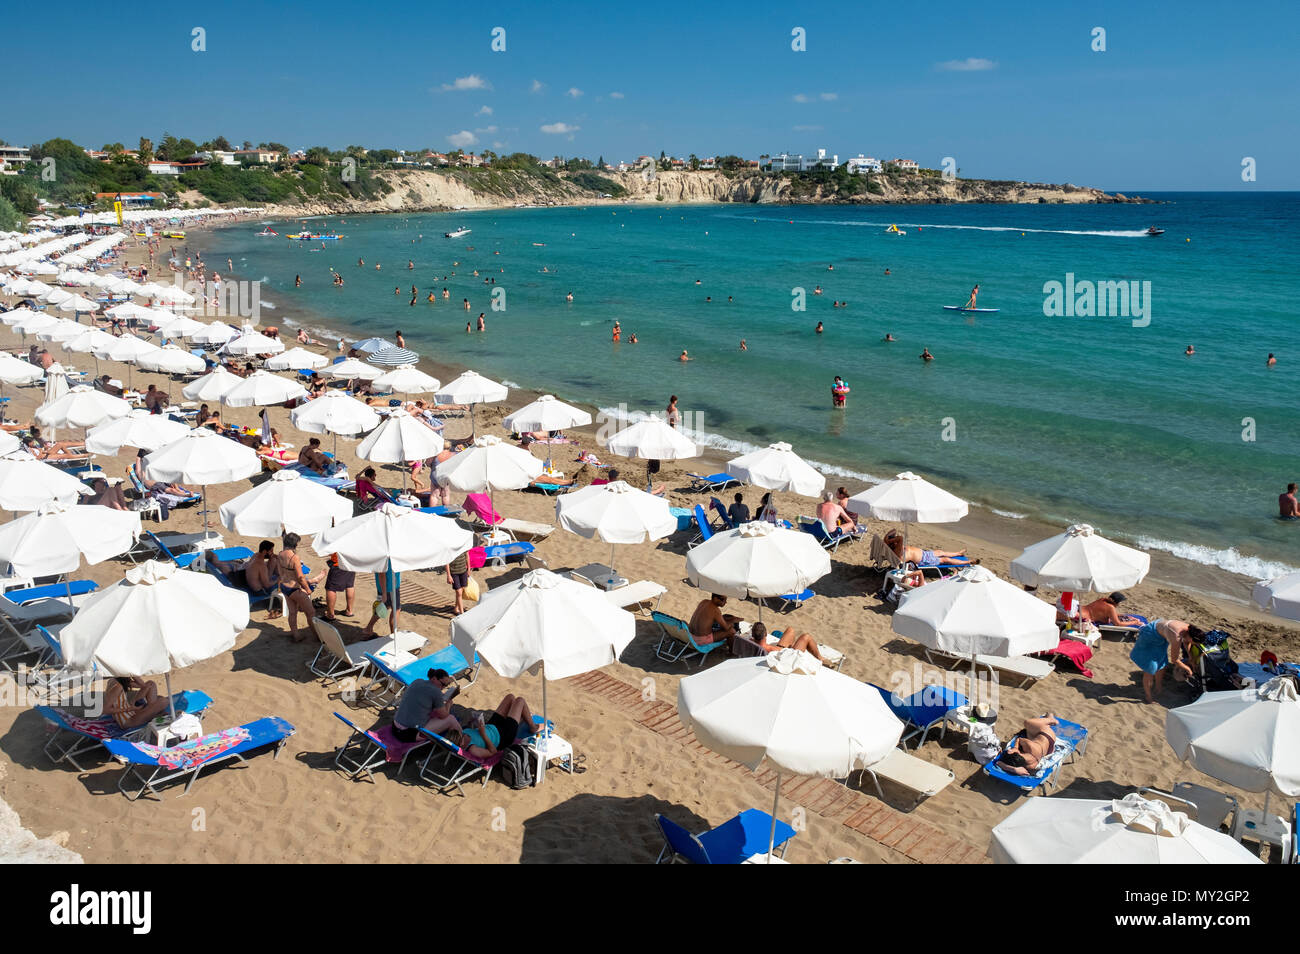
[1039,639,1094,678]
[467,547,486,570]
[372,724,428,763]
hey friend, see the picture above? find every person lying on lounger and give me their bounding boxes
[748,622,828,663]
[85,477,129,511]
[104,676,173,729]
[1083,592,1143,627]
[298,438,333,475]
[994,715,1059,776]
[133,450,191,497]
[883,530,972,567]
[355,467,394,506]
[23,427,87,460]
[690,594,743,648]
[443,694,541,757]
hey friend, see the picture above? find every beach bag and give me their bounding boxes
[967,722,1002,766]
[463,576,480,603]
[498,746,533,790]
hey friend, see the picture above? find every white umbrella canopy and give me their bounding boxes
[845,471,968,524]
[105,302,155,320]
[43,363,69,405]
[0,432,20,456]
[219,469,354,537]
[144,428,261,538]
[1,306,41,326]
[190,321,238,345]
[63,326,118,356]
[321,357,382,381]
[603,414,699,460]
[137,343,206,375]
[0,455,90,511]
[223,329,286,356]
[372,364,440,394]
[1252,571,1300,622]
[11,311,60,335]
[0,500,141,578]
[290,390,381,438]
[60,561,248,717]
[153,315,207,339]
[181,366,241,402]
[434,434,542,494]
[219,370,308,408]
[84,408,192,455]
[356,407,444,464]
[265,346,329,371]
[556,479,677,570]
[1009,523,1150,592]
[0,353,44,386]
[725,441,826,497]
[1166,678,1300,808]
[34,384,131,430]
[55,295,99,314]
[990,793,1262,865]
[891,565,1059,659]
[679,649,905,860]
[40,288,76,306]
[685,521,831,600]
[36,319,88,344]
[93,333,160,364]
[312,505,473,573]
[435,370,508,438]
[503,394,592,433]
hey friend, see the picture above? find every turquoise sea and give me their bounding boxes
[207,193,1300,579]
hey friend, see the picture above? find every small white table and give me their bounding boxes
[1232,809,1292,863]
[523,732,574,785]
[478,529,511,547]
[743,852,790,864]
[149,714,203,748]
[572,564,628,591]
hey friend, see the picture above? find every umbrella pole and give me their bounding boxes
[165,671,176,722]
[609,542,616,574]
[768,770,782,863]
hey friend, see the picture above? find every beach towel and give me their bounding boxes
[1040,638,1094,677]
[55,713,119,739]
[463,493,503,525]
[466,547,487,570]
[371,723,429,764]
[148,727,251,771]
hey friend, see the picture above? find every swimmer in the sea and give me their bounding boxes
[813,285,823,296]
[679,350,691,362]
[463,299,470,310]
[884,268,891,275]
[477,313,485,331]
[815,321,824,334]
[358,258,364,266]
[695,279,701,285]
[1185,345,1195,356]
[740,339,747,351]
[629,333,638,344]
[1267,352,1277,367]
[921,348,934,362]
[566,292,574,302]
[612,321,621,342]
[883,333,896,342]
[295,275,301,287]
[705,296,712,302]
[466,322,472,333]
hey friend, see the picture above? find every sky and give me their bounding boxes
[4,0,1297,191]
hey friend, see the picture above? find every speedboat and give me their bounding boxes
[444,227,471,238]
[1146,227,1165,236]
[255,227,278,236]
[885,224,906,235]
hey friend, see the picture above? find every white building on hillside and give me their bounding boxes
[845,155,883,174]
[885,158,919,173]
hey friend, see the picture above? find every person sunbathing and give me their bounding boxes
[210,540,279,601]
[442,694,540,757]
[104,676,173,729]
[883,529,971,567]
[817,492,857,534]
[298,438,332,475]
[85,477,129,510]
[355,467,394,506]
[1083,592,1142,627]
[24,427,87,459]
[391,668,461,742]
[748,622,827,662]
[690,594,742,648]
[994,715,1059,776]
[133,451,191,498]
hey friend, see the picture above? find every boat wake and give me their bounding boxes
[802,219,1151,238]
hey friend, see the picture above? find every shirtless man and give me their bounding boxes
[994,715,1058,776]
[817,491,857,534]
[883,529,970,567]
[689,594,741,648]
[1082,592,1142,627]
[298,438,330,475]
[1280,482,1299,519]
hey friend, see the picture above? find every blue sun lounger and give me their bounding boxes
[481,540,535,567]
[360,643,481,708]
[5,580,99,604]
[688,504,714,548]
[688,472,739,493]
[654,809,797,864]
[983,717,1089,795]
[872,683,967,749]
[36,690,215,772]
[331,712,436,782]
[103,716,296,800]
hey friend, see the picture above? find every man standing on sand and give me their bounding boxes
[1281,483,1299,520]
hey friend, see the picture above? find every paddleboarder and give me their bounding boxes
[965,284,980,309]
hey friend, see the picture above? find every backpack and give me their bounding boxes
[497,746,533,790]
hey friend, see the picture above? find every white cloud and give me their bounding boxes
[475,125,498,134]
[447,130,479,148]
[492,141,505,149]
[609,91,624,99]
[792,93,810,103]
[540,122,579,136]
[476,105,493,116]
[530,79,545,93]
[819,92,837,101]
[441,74,491,91]
[936,57,997,71]
[567,87,583,98]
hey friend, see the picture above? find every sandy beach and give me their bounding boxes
[1,228,1297,866]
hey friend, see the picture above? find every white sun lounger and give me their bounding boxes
[603,581,666,616]
[856,748,955,811]
[924,648,1055,688]
[307,618,426,684]
[498,518,553,541]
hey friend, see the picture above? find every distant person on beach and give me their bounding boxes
[1267,353,1277,367]
[818,491,857,534]
[965,284,980,309]
[1084,592,1143,627]
[666,396,680,428]
[993,715,1058,776]
[727,493,750,525]
[1281,483,1299,520]
[921,348,934,362]
[883,529,970,567]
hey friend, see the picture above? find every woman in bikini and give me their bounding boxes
[883,530,971,567]
[103,677,172,729]
[995,715,1058,776]
[276,533,325,641]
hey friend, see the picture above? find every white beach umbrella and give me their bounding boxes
[144,428,261,539]
[503,394,592,433]
[153,315,207,339]
[434,369,508,438]
[891,564,1059,663]
[685,521,831,615]
[1010,522,1150,595]
[990,794,1262,865]
[265,347,329,371]
[59,560,248,718]
[223,329,286,356]
[725,441,826,497]
[93,334,161,388]
[103,277,141,295]
[1252,571,1300,622]
[190,321,238,345]
[357,406,444,468]
[290,390,381,452]
[1166,678,1300,818]
[0,354,44,400]
[36,319,88,344]
[35,384,131,431]
[0,432,20,457]
[55,295,99,314]
[219,469,354,537]
[11,311,59,335]
[434,434,542,498]
[0,455,90,511]
[555,479,677,570]
[182,366,241,402]
[43,363,69,406]
[84,408,192,455]
[846,470,969,563]
[0,500,141,580]
[322,357,382,381]
[63,326,118,356]
[219,370,308,408]
[138,343,206,375]
[450,568,636,755]
[603,414,699,460]
[105,301,156,321]
[679,650,904,861]
[312,505,472,573]
[372,363,440,394]
[1,306,41,326]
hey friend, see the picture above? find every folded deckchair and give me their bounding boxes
[603,580,666,616]
[332,712,433,782]
[854,748,956,811]
[872,683,966,748]
[654,809,797,864]
[360,643,481,708]
[923,647,1055,689]
[128,530,222,564]
[306,618,426,684]
[688,504,714,548]
[37,690,215,772]
[104,716,296,800]
[652,610,727,667]
[709,497,736,530]
[982,717,1088,795]
[27,624,95,700]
